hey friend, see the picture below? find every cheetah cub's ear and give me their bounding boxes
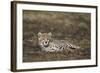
[38,32,42,37]
[48,32,52,36]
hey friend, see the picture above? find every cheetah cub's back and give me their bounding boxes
[38,32,80,52]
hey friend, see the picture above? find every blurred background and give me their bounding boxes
[23,10,91,62]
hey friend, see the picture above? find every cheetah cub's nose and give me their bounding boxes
[45,41,47,43]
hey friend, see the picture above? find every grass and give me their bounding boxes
[23,10,91,62]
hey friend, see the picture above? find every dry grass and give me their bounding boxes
[23,10,91,62]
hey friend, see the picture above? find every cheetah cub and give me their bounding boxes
[38,32,80,52]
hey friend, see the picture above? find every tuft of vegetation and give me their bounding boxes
[23,10,91,62]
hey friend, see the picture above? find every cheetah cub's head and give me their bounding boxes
[38,32,52,48]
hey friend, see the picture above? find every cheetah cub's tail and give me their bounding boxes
[68,43,80,50]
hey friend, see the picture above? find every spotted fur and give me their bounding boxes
[38,32,80,52]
